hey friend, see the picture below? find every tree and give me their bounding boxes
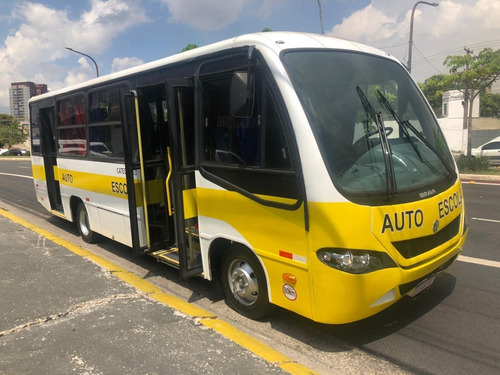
[181,44,198,52]
[444,48,500,156]
[480,92,500,118]
[418,74,453,114]
[0,114,27,148]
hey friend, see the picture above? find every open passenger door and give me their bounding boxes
[124,81,202,278]
[39,103,63,212]
[165,79,202,278]
[124,87,175,256]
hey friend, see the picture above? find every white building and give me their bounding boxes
[491,80,500,94]
[438,90,479,153]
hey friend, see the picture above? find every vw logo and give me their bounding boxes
[432,220,440,234]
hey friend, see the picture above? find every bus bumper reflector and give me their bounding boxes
[369,288,396,307]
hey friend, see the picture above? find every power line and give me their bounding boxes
[412,39,500,67]
[373,37,500,74]
[411,42,445,75]
[374,42,408,49]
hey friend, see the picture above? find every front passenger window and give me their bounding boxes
[203,72,291,170]
[201,68,300,205]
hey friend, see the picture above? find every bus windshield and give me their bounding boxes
[283,50,456,204]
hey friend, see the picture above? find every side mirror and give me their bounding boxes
[230,71,255,118]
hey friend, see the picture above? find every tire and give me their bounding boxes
[221,245,272,320]
[76,202,99,244]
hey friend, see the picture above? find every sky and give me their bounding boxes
[1,0,499,114]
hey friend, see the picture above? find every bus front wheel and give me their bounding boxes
[221,246,272,320]
[76,202,98,244]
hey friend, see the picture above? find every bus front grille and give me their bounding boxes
[392,215,461,259]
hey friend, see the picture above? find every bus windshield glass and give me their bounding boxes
[283,50,456,204]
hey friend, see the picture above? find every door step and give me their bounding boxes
[50,209,65,218]
[150,247,179,268]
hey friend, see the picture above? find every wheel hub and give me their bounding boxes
[229,260,259,306]
[78,209,90,237]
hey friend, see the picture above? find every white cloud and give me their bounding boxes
[331,4,399,42]
[161,0,249,31]
[111,57,145,73]
[0,0,148,113]
[64,57,96,88]
[330,0,500,82]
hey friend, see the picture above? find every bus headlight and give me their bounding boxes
[317,248,397,274]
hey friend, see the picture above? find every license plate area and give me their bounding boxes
[411,275,435,297]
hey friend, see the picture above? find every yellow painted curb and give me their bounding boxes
[0,207,317,375]
[150,291,217,318]
[200,318,316,374]
[200,318,291,363]
[0,208,93,257]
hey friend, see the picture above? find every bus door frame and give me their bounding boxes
[39,101,63,212]
[166,78,203,278]
[124,87,174,256]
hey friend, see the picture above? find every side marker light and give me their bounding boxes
[282,273,297,284]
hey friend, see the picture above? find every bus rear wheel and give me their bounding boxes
[76,202,98,244]
[221,245,272,320]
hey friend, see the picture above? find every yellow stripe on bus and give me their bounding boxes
[58,168,129,199]
[32,164,175,211]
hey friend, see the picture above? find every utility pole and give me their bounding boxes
[463,47,473,155]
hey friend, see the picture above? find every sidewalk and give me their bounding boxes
[0,211,297,375]
[460,173,500,183]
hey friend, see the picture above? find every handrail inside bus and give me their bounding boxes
[132,90,151,248]
[166,147,173,216]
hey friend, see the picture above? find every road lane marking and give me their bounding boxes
[472,217,500,224]
[0,207,316,375]
[0,172,33,179]
[458,255,500,268]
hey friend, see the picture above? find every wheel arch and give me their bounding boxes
[207,237,272,303]
[69,196,83,223]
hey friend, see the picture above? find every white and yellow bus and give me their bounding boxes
[29,32,468,324]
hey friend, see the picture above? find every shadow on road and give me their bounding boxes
[46,214,458,356]
[255,271,457,354]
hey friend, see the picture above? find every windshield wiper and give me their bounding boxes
[375,89,423,161]
[375,89,457,181]
[356,86,397,197]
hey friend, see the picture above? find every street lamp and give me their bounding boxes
[316,0,325,35]
[407,1,439,74]
[65,47,100,77]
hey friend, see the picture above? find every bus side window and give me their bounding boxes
[203,72,291,170]
[57,95,87,156]
[201,69,298,203]
[88,88,124,159]
[261,83,291,169]
[30,105,41,155]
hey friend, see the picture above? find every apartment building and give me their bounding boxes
[9,81,48,124]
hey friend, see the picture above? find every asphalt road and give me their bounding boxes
[0,211,288,375]
[0,159,499,375]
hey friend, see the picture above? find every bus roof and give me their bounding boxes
[30,31,397,103]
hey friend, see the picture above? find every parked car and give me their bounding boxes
[0,149,9,155]
[5,148,24,156]
[471,136,500,164]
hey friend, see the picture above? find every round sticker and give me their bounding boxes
[282,284,297,301]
